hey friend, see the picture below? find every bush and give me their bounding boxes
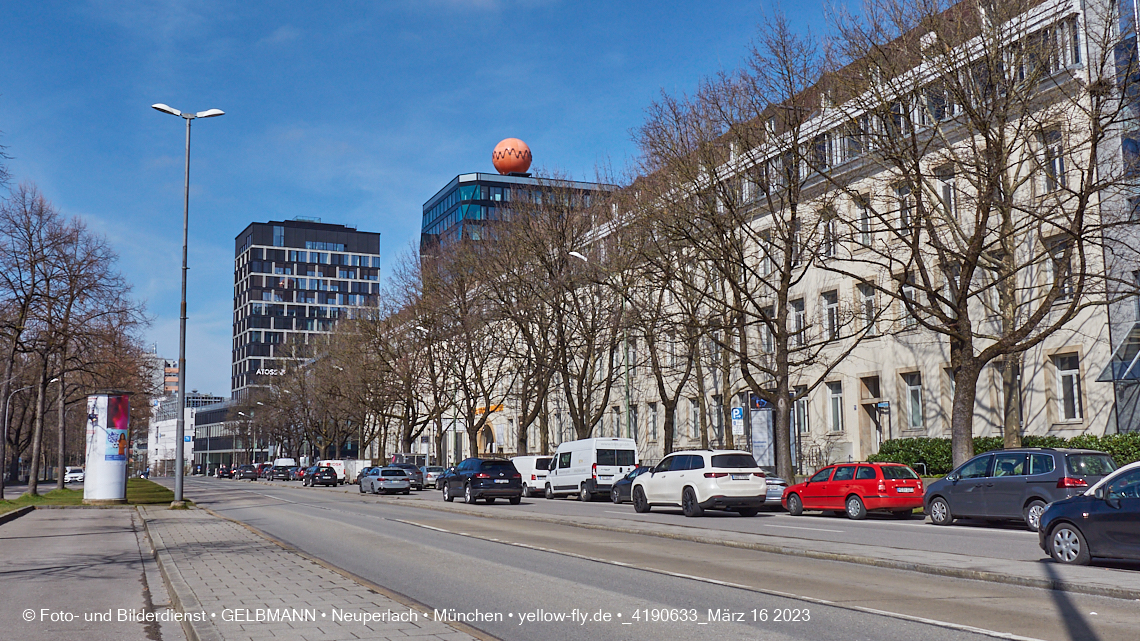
[868,433,1140,475]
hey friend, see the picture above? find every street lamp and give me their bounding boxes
[152,102,224,506]
[1,384,33,498]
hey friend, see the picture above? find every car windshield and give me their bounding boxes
[711,454,759,469]
[425,467,444,473]
[480,460,515,471]
[1066,454,1116,476]
[881,465,919,479]
[381,470,406,477]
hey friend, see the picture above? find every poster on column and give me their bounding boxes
[105,395,129,460]
[84,392,129,504]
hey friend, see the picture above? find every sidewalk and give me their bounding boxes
[0,507,184,641]
[252,479,1140,601]
[138,506,483,641]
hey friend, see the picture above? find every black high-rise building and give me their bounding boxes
[232,219,381,397]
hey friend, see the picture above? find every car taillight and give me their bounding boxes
[1057,477,1087,488]
[531,474,536,481]
[878,480,887,493]
[592,463,597,479]
[704,472,729,478]
[474,472,490,479]
[752,472,766,478]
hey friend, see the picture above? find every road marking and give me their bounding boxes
[759,523,845,533]
[390,517,1047,641]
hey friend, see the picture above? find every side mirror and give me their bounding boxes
[1094,486,1105,500]
[947,473,959,482]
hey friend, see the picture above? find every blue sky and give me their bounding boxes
[0,0,837,398]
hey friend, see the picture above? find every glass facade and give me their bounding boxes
[232,220,381,397]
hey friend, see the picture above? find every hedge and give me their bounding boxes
[866,433,1140,476]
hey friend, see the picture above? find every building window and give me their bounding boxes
[630,405,639,442]
[859,283,876,335]
[821,209,839,258]
[823,290,839,340]
[1045,240,1074,300]
[793,386,809,434]
[827,382,844,432]
[611,406,621,438]
[901,280,918,328]
[761,306,775,353]
[791,299,806,347]
[937,168,956,218]
[273,226,284,247]
[1054,354,1083,420]
[896,184,915,235]
[857,198,872,246]
[648,402,658,441]
[690,398,700,439]
[904,372,924,429]
[1043,129,1066,192]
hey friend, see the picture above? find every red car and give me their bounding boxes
[782,462,924,519]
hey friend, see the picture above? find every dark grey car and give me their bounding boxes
[390,463,424,490]
[924,448,1117,531]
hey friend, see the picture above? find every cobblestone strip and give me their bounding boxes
[139,506,482,641]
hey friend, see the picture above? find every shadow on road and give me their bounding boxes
[1041,561,1102,641]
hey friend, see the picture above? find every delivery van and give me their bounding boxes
[544,438,638,501]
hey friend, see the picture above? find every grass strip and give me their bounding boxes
[0,478,186,514]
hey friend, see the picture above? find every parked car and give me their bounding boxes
[610,466,652,504]
[236,465,258,480]
[440,458,523,504]
[255,462,274,478]
[389,463,424,490]
[215,465,233,479]
[290,466,306,481]
[924,448,1117,531]
[303,465,339,487]
[63,467,84,484]
[422,466,445,489]
[356,467,375,484]
[360,467,413,495]
[783,462,924,520]
[1039,461,1140,565]
[545,438,639,501]
[764,475,788,509]
[317,460,346,485]
[632,450,767,517]
[511,455,554,498]
[268,465,293,481]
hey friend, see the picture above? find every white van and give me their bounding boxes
[511,455,554,498]
[544,438,639,501]
[273,458,297,468]
[317,460,346,485]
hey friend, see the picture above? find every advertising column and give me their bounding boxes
[83,391,130,505]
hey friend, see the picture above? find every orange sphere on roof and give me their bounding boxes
[492,138,532,175]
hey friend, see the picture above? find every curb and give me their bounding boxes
[137,506,224,641]
[0,505,34,525]
[366,494,1140,602]
[198,506,501,641]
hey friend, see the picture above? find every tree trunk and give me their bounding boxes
[1001,356,1023,449]
[694,351,709,449]
[27,374,47,495]
[662,398,677,456]
[773,352,794,484]
[55,375,65,491]
[539,396,549,455]
[950,361,981,468]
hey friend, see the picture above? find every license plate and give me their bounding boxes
[494,479,509,484]
[897,487,915,493]
[731,474,750,480]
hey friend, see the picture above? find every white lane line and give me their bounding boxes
[390,517,1047,641]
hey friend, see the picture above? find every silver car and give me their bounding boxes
[361,467,411,495]
[422,466,445,489]
[764,475,788,509]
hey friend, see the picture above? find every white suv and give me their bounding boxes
[632,450,766,517]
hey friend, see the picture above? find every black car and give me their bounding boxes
[610,466,652,504]
[389,463,424,490]
[236,464,258,480]
[356,466,375,484]
[441,458,522,504]
[303,465,338,487]
[267,465,293,481]
[215,466,233,479]
[924,448,1117,531]
[1039,463,1140,565]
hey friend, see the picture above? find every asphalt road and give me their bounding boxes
[247,475,1044,561]
[176,477,1139,641]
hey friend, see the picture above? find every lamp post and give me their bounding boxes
[1,384,34,498]
[152,103,224,506]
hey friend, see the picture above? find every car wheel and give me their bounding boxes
[1050,524,1091,565]
[464,484,476,504]
[681,487,704,517]
[845,495,867,520]
[632,486,651,513]
[443,484,454,502]
[509,496,521,505]
[611,488,620,503]
[359,482,365,494]
[786,493,803,516]
[403,489,410,495]
[737,507,759,517]
[929,497,953,525]
[544,484,554,499]
[1024,500,1047,533]
[579,484,592,502]
[522,485,531,498]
